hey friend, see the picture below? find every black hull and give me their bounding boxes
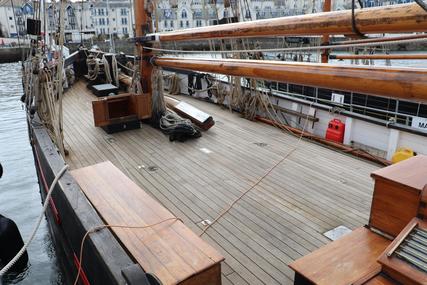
[27,115,142,285]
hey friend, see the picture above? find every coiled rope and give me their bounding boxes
[151,67,166,124]
[111,55,119,86]
[0,165,69,276]
[102,55,112,84]
[86,55,100,81]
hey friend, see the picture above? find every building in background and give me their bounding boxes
[0,0,34,38]
[0,0,134,43]
[90,0,134,39]
[46,1,96,43]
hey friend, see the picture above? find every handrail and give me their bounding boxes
[148,3,427,42]
[154,57,427,102]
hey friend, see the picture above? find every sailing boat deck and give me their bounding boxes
[63,80,379,285]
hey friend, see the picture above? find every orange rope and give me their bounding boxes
[199,103,313,237]
[73,217,181,285]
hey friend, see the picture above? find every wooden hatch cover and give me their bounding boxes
[71,161,224,285]
[288,227,391,285]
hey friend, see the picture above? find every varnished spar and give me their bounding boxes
[330,54,427,60]
[152,3,427,42]
[154,57,427,102]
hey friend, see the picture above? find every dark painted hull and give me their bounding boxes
[27,114,143,285]
[0,47,29,63]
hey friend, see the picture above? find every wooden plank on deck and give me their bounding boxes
[71,161,224,285]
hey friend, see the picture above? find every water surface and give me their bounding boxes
[0,62,62,284]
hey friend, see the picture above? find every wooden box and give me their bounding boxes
[92,93,151,128]
[369,155,427,237]
[91,83,119,97]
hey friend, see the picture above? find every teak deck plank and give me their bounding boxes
[63,81,379,285]
[71,161,224,285]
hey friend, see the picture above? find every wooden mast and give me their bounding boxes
[321,0,331,63]
[134,0,152,118]
[152,3,427,42]
[154,57,427,102]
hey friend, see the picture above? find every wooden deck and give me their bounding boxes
[63,80,380,285]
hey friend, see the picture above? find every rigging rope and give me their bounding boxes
[55,0,67,157]
[86,54,100,80]
[0,165,68,276]
[102,54,112,83]
[151,67,166,123]
[144,36,427,54]
[414,0,427,12]
[111,55,119,86]
[351,0,366,38]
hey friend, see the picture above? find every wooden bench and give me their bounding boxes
[71,161,224,285]
[288,227,391,285]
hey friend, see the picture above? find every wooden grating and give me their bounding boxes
[378,218,427,285]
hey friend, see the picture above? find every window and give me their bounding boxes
[121,17,127,25]
[67,7,73,17]
[9,16,12,20]
[170,21,173,27]
[98,9,104,16]
[123,27,128,34]
[186,20,189,27]
[164,21,168,28]
[120,8,126,16]
[181,9,187,18]
[194,10,203,18]
[180,20,183,27]
[99,18,106,25]
[196,20,202,27]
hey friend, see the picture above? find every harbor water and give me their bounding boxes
[0,62,62,284]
